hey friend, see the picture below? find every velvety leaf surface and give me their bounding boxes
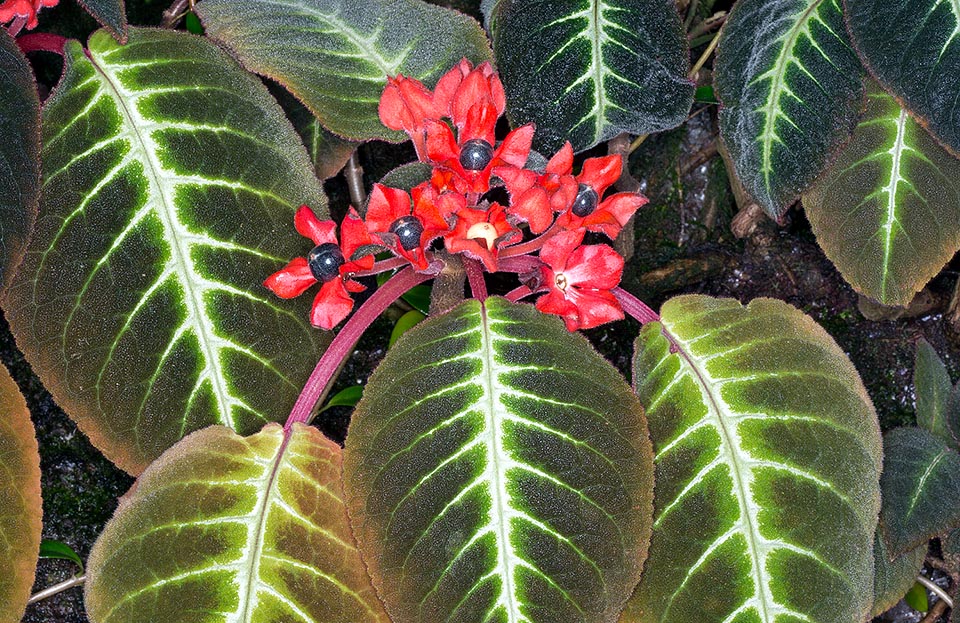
[77,0,127,42]
[624,295,882,623]
[0,364,41,623]
[274,86,359,181]
[196,0,492,142]
[5,28,327,475]
[915,338,960,448]
[879,427,960,556]
[846,0,960,155]
[714,0,864,219]
[870,534,927,617]
[488,0,694,153]
[85,423,389,623]
[0,30,40,294]
[343,297,653,623]
[803,84,960,306]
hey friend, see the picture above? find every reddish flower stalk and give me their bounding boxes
[285,265,439,429]
[612,287,660,325]
[463,257,487,301]
[15,32,66,55]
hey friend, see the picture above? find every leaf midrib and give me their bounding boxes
[879,107,910,300]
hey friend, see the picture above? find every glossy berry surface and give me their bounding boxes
[571,183,599,217]
[459,139,494,171]
[307,242,344,282]
[389,216,425,251]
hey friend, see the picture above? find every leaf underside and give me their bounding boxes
[624,295,882,623]
[0,364,42,623]
[5,28,327,475]
[879,427,960,557]
[85,423,389,623]
[0,29,40,293]
[870,524,927,616]
[196,0,492,142]
[914,338,960,449]
[714,0,864,219]
[76,0,128,42]
[803,84,960,307]
[488,0,694,153]
[343,297,654,623]
[846,0,960,156]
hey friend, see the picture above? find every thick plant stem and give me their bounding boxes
[464,257,487,301]
[916,575,954,608]
[16,33,66,55]
[285,265,437,429]
[28,575,85,604]
[612,287,660,324]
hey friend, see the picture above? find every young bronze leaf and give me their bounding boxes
[488,0,694,153]
[0,29,40,294]
[870,531,927,617]
[624,295,882,623]
[915,338,960,448]
[85,423,389,623]
[76,0,127,42]
[0,364,41,623]
[713,0,864,219]
[803,84,960,306]
[4,28,327,475]
[343,297,653,623]
[879,427,960,557]
[846,0,960,155]
[196,0,492,142]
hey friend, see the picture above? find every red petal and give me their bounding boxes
[310,278,354,330]
[264,257,316,299]
[566,288,623,330]
[340,208,375,272]
[578,155,622,196]
[294,205,336,245]
[461,102,499,145]
[546,142,574,177]
[535,287,580,331]
[550,176,579,213]
[494,124,535,168]
[425,120,461,164]
[494,165,537,197]
[508,187,553,234]
[433,59,472,119]
[539,229,585,271]
[365,184,412,233]
[564,243,624,290]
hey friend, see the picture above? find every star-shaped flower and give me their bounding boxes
[365,183,457,271]
[0,0,57,29]
[444,202,518,272]
[496,141,578,233]
[556,154,648,239]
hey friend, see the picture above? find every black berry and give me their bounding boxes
[307,242,344,282]
[389,215,424,251]
[459,139,494,171]
[571,183,599,217]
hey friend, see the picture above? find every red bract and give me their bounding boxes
[536,229,624,331]
[556,154,649,239]
[433,59,506,130]
[444,203,518,272]
[0,0,57,28]
[497,142,578,233]
[365,183,456,271]
[263,206,374,330]
[378,74,438,158]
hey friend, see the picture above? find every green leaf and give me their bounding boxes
[694,85,718,104]
[871,532,926,617]
[184,12,203,35]
[846,0,960,156]
[0,30,40,294]
[624,295,883,623]
[377,162,433,192]
[77,0,127,42]
[880,427,960,557]
[904,581,928,613]
[0,364,41,623]
[343,297,654,622]
[319,385,364,413]
[273,86,360,181]
[915,339,960,448]
[713,0,864,220]
[85,423,390,623]
[4,28,327,475]
[39,539,85,573]
[803,84,960,306]
[388,309,425,347]
[196,0,492,142]
[488,0,694,153]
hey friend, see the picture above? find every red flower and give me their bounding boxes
[433,59,506,130]
[556,154,649,239]
[426,104,534,195]
[0,0,57,29]
[264,206,374,330]
[496,142,578,233]
[365,183,456,270]
[535,229,624,331]
[378,75,439,158]
[444,202,518,271]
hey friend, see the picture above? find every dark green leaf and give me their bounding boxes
[0,30,40,294]
[915,339,959,448]
[272,85,360,181]
[880,427,960,556]
[5,28,327,474]
[85,424,390,623]
[196,0,492,142]
[488,0,694,153]
[76,0,127,42]
[388,309,425,347]
[0,364,41,623]
[714,0,864,219]
[625,295,883,623]
[846,0,960,155]
[319,385,364,413]
[184,12,203,34]
[402,285,431,314]
[871,533,926,617]
[904,581,929,613]
[39,539,84,572]
[343,297,654,622]
[803,84,960,306]
[694,84,718,104]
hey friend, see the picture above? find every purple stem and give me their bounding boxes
[505,285,535,302]
[498,254,541,274]
[464,257,487,301]
[354,255,408,277]
[285,265,438,429]
[16,32,66,55]
[612,287,660,325]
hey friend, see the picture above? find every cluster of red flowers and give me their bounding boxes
[0,0,57,29]
[265,59,648,332]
